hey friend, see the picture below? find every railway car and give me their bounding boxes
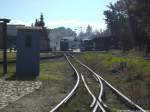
[81,39,93,51]
[92,36,111,51]
[60,39,69,51]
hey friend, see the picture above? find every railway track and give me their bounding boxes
[50,54,146,112]
[81,74,107,112]
[50,55,80,112]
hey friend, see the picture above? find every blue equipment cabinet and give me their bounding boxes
[16,27,42,78]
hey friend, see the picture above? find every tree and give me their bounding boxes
[77,25,95,40]
[104,0,150,53]
[104,1,134,51]
[86,25,93,34]
[35,13,45,28]
[34,13,50,50]
[78,30,84,40]
[127,0,150,53]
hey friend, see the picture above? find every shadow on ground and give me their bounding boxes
[5,73,38,81]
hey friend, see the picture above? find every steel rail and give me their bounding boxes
[81,74,106,112]
[97,75,145,112]
[49,55,80,112]
[92,76,107,112]
[70,54,106,112]
[93,101,106,112]
[70,55,106,104]
[71,55,145,112]
[81,74,96,108]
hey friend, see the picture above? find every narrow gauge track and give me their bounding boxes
[50,54,145,112]
[50,55,80,112]
[70,57,108,111]
[50,54,107,112]
[69,54,146,112]
[81,74,107,112]
[67,54,109,112]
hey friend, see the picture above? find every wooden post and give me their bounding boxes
[120,62,128,75]
[0,19,10,75]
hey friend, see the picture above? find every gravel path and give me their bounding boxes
[0,58,74,112]
[0,79,42,110]
[0,81,71,112]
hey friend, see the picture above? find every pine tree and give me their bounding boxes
[39,13,45,28]
[35,13,45,28]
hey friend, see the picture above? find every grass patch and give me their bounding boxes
[37,59,73,81]
[0,51,16,61]
[0,56,73,81]
[59,80,92,112]
[0,64,16,78]
[0,51,62,62]
[79,52,150,109]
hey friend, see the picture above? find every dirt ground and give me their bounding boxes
[0,58,74,112]
[0,81,73,112]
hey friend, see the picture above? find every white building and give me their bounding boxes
[48,29,76,51]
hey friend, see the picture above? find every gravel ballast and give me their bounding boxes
[0,79,42,109]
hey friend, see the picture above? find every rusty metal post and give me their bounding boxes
[0,19,10,75]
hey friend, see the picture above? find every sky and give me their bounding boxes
[0,0,117,32]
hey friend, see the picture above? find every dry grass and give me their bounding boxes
[79,52,150,109]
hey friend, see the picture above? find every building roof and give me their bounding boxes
[17,26,42,31]
[7,24,24,36]
[62,36,75,41]
[82,39,91,41]
[0,19,10,23]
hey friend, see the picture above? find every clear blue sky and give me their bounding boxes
[0,0,117,31]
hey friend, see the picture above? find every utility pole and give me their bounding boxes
[0,19,10,75]
[74,29,78,49]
